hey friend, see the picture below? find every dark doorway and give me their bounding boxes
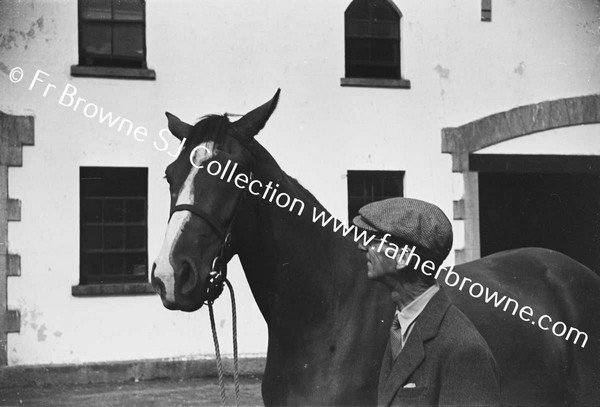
[474,155,600,274]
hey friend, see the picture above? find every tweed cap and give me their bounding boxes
[353,197,453,261]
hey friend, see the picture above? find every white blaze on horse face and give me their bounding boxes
[176,141,215,206]
[154,142,214,302]
[154,211,191,302]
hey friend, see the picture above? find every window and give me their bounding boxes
[79,167,148,285]
[482,0,492,22]
[72,0,155,79]
[347,170,404,223]
[341,0,410,88]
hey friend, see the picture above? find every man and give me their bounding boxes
[354,197,500,407]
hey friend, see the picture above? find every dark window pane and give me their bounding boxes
[344,0,401,79]
[114,0,144,21]
[81,23,112,55]
[125,254,147,275]
[78,0,146,68]
[82,225,103,250]
[371,40,398,62]
[371,0,398,21]
[371,176,382,197]
[347,171,404,223]
[81,167,147,197]
[82,198,103,222]
[126,225,146,249]
[125,199,145,222]
[346,38,370,61]
[104,226,125,249]
[348,174,366,196]
[80,167,148,285]
[105,199,125,222]
[82,254,102,276]
[81,0,112,19]
[346,19,370,37]
[371,21,398,38]
[113,25,144,57]
[104,254,125,275]
[347,63,400,79]
[383,176,401,195]
[346,0,369,19]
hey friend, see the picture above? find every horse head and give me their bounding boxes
[151,89,280,311]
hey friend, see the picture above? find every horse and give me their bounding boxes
[151,90,600,406]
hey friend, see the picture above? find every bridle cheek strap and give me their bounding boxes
[168,169,253,301]
[169,204,227,238]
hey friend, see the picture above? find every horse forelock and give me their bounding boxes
[186,114,231,148]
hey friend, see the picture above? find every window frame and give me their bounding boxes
[481,0,492,22]
[347,170,405,223]
[73,166,154,297]
[72,0,156,80]
[341,0,410,89]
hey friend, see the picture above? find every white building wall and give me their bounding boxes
[0,0,598,366]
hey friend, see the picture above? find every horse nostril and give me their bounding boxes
[150,263,166,298]
[180,261,198,296]
[153,276,166,299]
[150,263,157,287]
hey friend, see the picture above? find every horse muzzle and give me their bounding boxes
[151,260,207,312]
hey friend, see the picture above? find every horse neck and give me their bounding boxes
[233,143,393,404]
[234,142,364,326]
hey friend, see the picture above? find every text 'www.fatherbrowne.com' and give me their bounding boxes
[311,210,589,348]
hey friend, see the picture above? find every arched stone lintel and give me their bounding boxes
[441,94,600,263]
[442,94,600,161]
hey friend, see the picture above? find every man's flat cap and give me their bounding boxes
[353,197,453,261]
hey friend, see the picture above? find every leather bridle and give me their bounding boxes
[168,149,253,305]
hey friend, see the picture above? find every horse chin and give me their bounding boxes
[176,300,204,312]
[174,283,208,312]
[160,294,205,312]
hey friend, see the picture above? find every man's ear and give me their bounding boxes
[395,255,409,271]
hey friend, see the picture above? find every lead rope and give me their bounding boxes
[208,278,241,407]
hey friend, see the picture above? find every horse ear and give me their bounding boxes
[165,112,193,141]
[229,89,280,140]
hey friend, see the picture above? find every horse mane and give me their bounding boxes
[286,174,324,210]
[250,141,326,212]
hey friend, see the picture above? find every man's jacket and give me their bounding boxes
[378,288,500,407]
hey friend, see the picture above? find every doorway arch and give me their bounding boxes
[442,94,600,264]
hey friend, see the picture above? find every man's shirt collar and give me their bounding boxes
[396,284,440,338]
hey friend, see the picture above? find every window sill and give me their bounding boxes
[72,283,156,297]
[70,65,156,80]
[340,77,411,89]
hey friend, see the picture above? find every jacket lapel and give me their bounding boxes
[378,340,392,402]
[378,288,453,407]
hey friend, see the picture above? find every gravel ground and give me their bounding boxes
[0,376,264,407]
